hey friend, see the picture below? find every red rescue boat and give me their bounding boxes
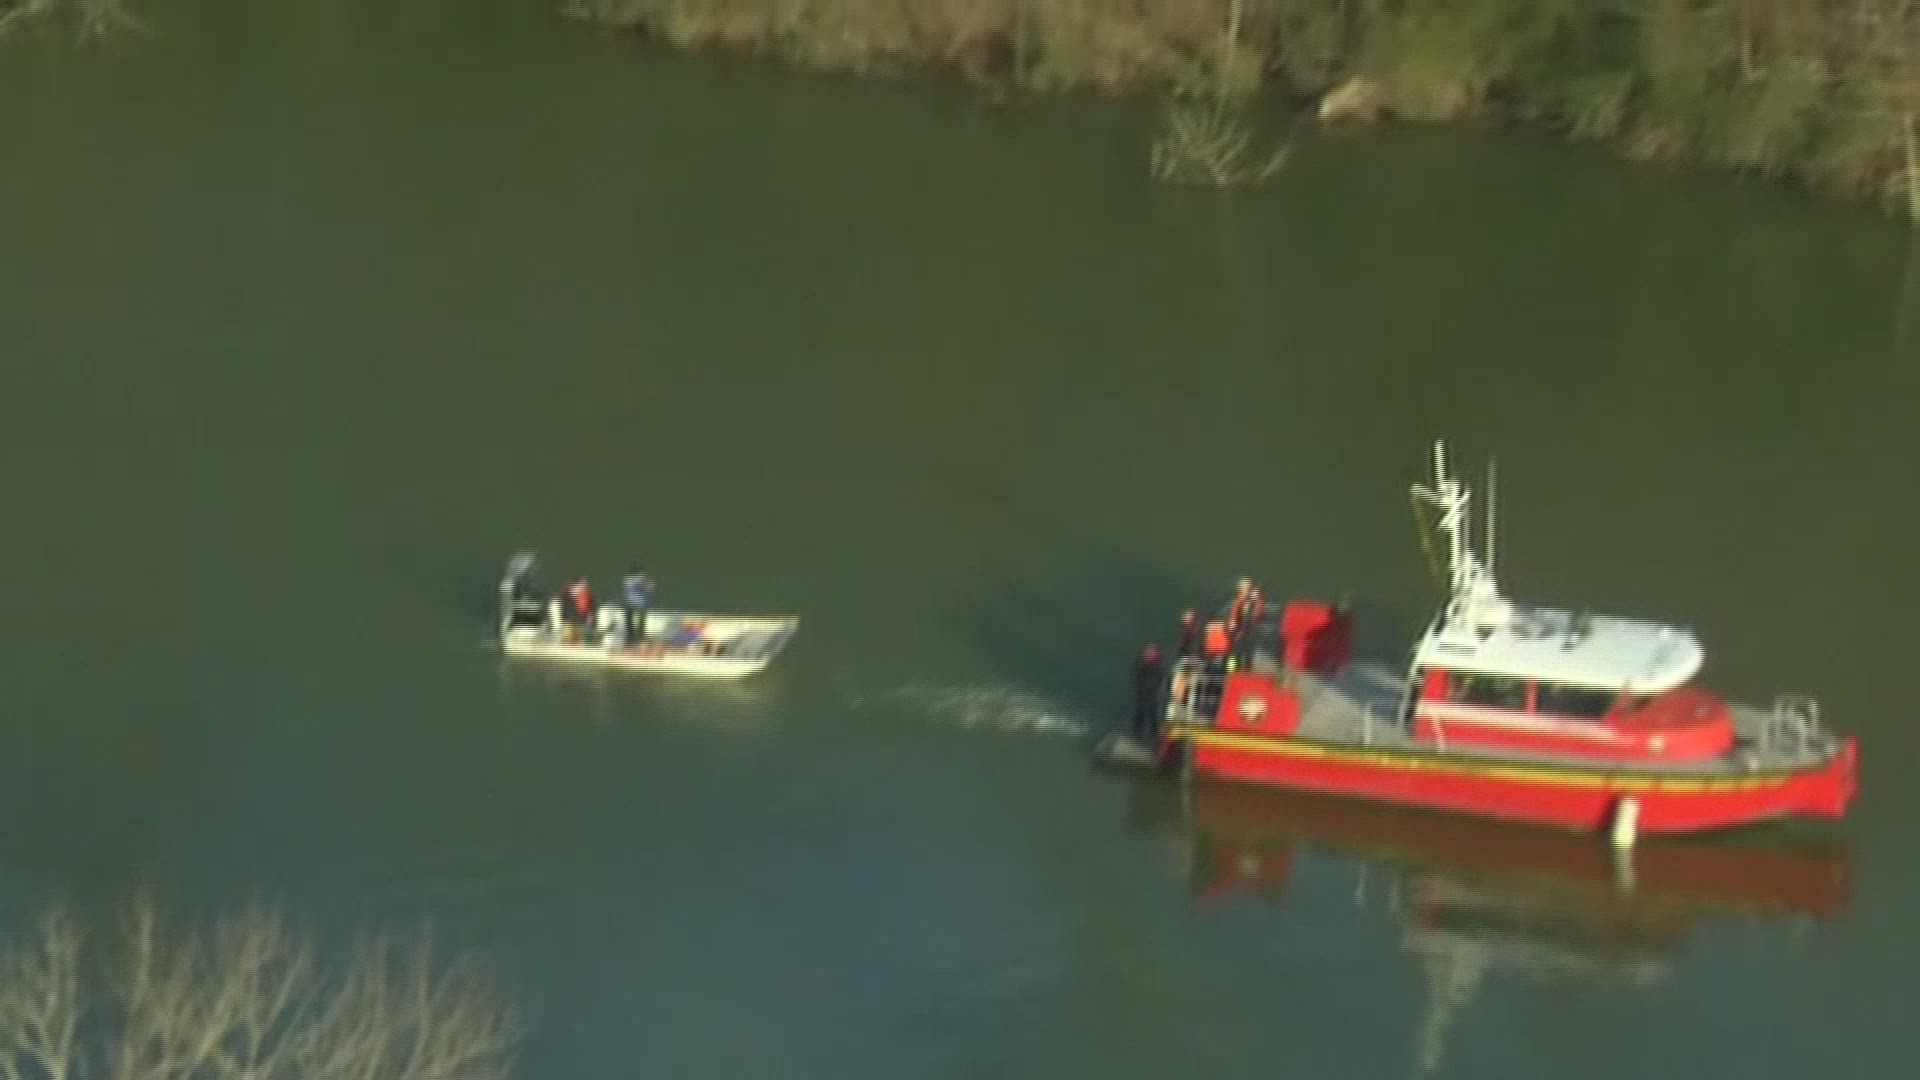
[1127,441,1859,840]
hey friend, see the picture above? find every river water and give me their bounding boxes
[1,1,1914,1077]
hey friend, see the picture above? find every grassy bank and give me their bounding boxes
[565,0,1920,220]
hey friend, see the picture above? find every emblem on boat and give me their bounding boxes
[1238,695,1269,724]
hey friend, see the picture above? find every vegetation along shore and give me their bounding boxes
[5,0,1915,218]
[564,0,1920,219]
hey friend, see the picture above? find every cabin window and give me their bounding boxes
[1534,682,1618,719]
[1447,673,1528,710]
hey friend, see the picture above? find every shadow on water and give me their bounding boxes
[880,366,1438,747]
[1117,776,1857,1077]
[942,482,1424,748]
[954,545,1204,739]
[828,353,1225,738]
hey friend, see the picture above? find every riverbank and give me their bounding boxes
[564,0,1920,221]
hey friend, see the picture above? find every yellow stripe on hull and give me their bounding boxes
[1166,725,1807,795]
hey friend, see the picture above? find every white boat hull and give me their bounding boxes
[498,613,799,678]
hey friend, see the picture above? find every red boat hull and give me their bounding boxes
[1175,728,1859,836]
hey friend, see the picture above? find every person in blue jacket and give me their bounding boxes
[623,572,653,642]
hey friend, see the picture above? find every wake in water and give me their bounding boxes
[853,679,1095,739]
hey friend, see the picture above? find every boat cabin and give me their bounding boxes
[1407,605,1734,763]
[1384,442,1740,766]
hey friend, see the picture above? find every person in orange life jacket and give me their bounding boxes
[1133,644,1165,742]
[1200,618,1231,716]
[1177,609,1199,657]
[566,579,595,630]
[1202,620,1230,663]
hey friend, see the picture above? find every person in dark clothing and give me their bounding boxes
[622,572,653,643]
[1228,577,1253,635]
[1133,644,1165,742]
[1177,610,1199,657]
[1235,586,1266,665]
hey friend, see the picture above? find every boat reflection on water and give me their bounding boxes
[1150,781,1854,1074]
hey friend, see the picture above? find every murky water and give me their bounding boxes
[1,2,1914,1076]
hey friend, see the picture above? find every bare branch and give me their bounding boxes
[0,898,518,1080]
[0,910,82,1080]
[0,0,145,42]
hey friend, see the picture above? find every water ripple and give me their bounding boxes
[860,680,1093,738]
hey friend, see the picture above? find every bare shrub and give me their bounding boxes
[0,898,518,1080]
[0,0,143,41]
[1149,0,1292,187]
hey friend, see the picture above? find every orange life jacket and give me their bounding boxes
[1203,621,1230,656]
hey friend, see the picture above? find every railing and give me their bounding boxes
[1162,657,1227,729]
[1763,694,1827,756]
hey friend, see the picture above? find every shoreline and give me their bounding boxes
[564,0,1920,223]
[5,0,1914,221]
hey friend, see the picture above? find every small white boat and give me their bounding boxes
[497,552,799,677]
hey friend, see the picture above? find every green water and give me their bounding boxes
[1,1,1914,1076]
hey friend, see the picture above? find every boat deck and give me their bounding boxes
[496,552,800,676]
[1165,651,1837,778]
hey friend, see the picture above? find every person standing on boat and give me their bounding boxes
[1133,644,1165,742]
[1228,577,1255,633]
[1200,619,1231,717]
[1235,584,1266,665]
[623,572,653,643]
[1178,610,1199,657]
[1202,620,1230,667]
[567,579,595,637]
